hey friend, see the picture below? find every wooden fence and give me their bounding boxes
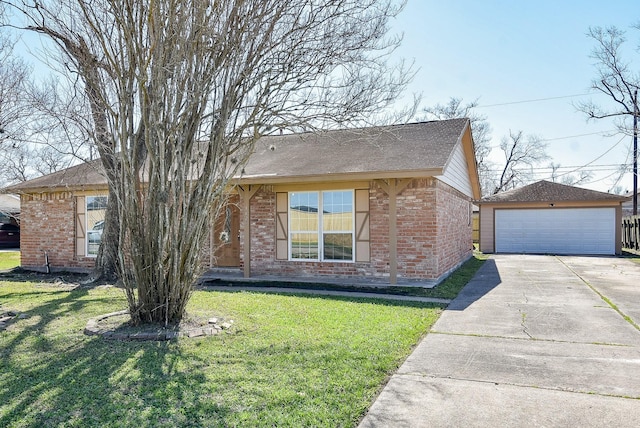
[622,215,640,251]
[472,213,479,243]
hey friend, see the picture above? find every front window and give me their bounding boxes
[289,190,354,261]
[289,192,319,259]
[86,196,107,256]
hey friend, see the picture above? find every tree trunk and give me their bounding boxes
[94,188,120,282]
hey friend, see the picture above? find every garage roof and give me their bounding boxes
[480,180,628,204]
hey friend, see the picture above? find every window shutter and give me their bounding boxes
[76,196,86,257]
[275,192,288,260]
[355,189,370,262]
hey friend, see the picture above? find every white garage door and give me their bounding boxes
[495,208,616,255]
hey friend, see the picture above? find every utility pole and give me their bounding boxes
[634,89,638,216]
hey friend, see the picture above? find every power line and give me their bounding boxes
[476,93,593,109]
[539,130,618,142]
[487,134,629,181]
[548,134,627,179]
[486,164,625,173]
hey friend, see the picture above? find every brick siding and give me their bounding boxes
[19,178,472,280]
[20,192,96,271]
[245,179,472,280]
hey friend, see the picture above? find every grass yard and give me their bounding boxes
[0,279,442,427]
[0,251,20,270]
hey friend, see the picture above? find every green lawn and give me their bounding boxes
[0,280,442,427]
[0,250,487,426]
[0,251,19,270]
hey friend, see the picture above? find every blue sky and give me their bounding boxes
[391,0,639,192]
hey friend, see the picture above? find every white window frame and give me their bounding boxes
[288,190,355,262]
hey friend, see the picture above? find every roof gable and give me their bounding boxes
[480,180,628,203]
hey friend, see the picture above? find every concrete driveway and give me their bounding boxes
[359,255,640,427]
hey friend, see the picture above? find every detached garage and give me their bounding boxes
[479,180,628,255]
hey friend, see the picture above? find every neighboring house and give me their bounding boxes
[478,180,628,255]
[1,119,481,284]
[0,194,20,225]
[622,190,638,216]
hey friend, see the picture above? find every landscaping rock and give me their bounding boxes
[84,311,231,341]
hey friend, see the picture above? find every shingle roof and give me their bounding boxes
[240,119,470,182]
[480,180,628,203]
[2,119,472,192]
[1,160,107,193]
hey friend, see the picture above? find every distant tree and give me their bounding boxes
[5,0,414,325]
[421,97,493,193]
[0,7,30,185]
[578,26,639,128]
[578,25,639,213]
[491,130,549,194]
[548,162,594,186]
[422,98,551,195]
[1,7,86,187]
[609,184,627,195]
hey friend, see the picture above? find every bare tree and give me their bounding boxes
[0,6,30,173]
[1,7,85,187]
[421,97,492,193]
[492,130,549,194]
[578,25,639,213]
[548,162,594,186]
[422,97,551,196]
[5,0,413,325]
[25,78,97,162]
[579,26,640,125]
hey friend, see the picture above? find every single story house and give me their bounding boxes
[478,180,628,255]
[2,119,481,284]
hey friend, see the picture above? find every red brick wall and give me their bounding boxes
[20,193,96,271]
[434,180,474,276]
[370,178,471,280]
[392,178,439,279]
[244,179,472,281]
[19,178,472,280]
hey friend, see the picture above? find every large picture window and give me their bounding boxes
[289,190,354,261]
[86,196,107,256]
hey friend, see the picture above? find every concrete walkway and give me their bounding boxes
[201,268,440,288]
[200,268,450,304]
[359,254,640,428]
[203,285,450,305]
